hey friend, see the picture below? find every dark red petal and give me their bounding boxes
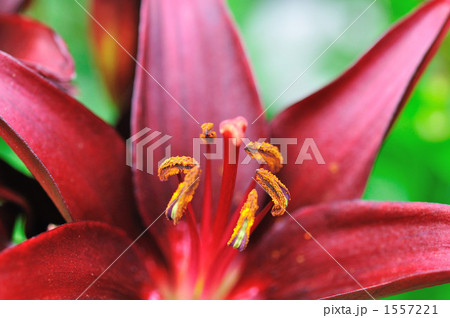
[0,207,15,250]
[0,221,151,299]
[90,0,140,110]
[0,159,64,241]
[132,0,268,226]
[0,51,142,236]
[232,201,450,299]
[0,0,30,13]
[0,186,24,250]
[0,14,74,84]
[271,0,450,209]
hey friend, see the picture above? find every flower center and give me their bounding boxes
[157,117,290,298]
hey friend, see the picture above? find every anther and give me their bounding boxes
[200,122,217,142]
[245,141,283,173]
[166,165,202,225]
[158,156,202,225]
[158,156,199,181]
[227,189,258,251]
[255,168,290,216]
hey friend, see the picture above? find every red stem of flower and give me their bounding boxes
[252,201,274,233]
[202,247,239,298]
[203,186,274,296]
[200,144,213,242]
[175,174,201,288]
[211,137,239,246]
[186,203,199,241]
[203,199,274,295]
[186,202,200,285]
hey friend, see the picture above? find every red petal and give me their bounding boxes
[0,52,142,236]
[0,0,30,13]
[0,186,23,250]
[90,0,140,110]
[0,159,64,240]
[0,222,151,299]
[271,0,450,209]
[132,0,268,225]
[233,201,450,299]
[0,14,74,84]
[0,210,14,250]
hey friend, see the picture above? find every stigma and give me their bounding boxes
[219,116,247,146]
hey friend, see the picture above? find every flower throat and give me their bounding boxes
[157,116,290,298]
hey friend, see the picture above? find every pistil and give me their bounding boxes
[157,117,291,298]
[211,117,247,246]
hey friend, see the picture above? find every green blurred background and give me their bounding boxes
[2,0,449,299]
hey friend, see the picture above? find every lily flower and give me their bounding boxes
[0,0,449,299]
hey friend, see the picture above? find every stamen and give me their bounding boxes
[227,189,258,251]
[244,141,283,173]
[199,123,216,239]
[255,168,290,216]
[158,156,201,225]
[200,122,217,142]
[158,156,199,181]
[166,165,202,225]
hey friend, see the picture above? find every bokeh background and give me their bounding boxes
[1,0,449,299]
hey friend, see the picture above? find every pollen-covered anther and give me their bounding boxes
[227,189,258,251]
[158,156,202,225]
[244,141,283,173]
[200,122,217,142]
[255,168,290,216]
[166,165,202,225]
[219,116,248,147]
[158,156,199,181]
